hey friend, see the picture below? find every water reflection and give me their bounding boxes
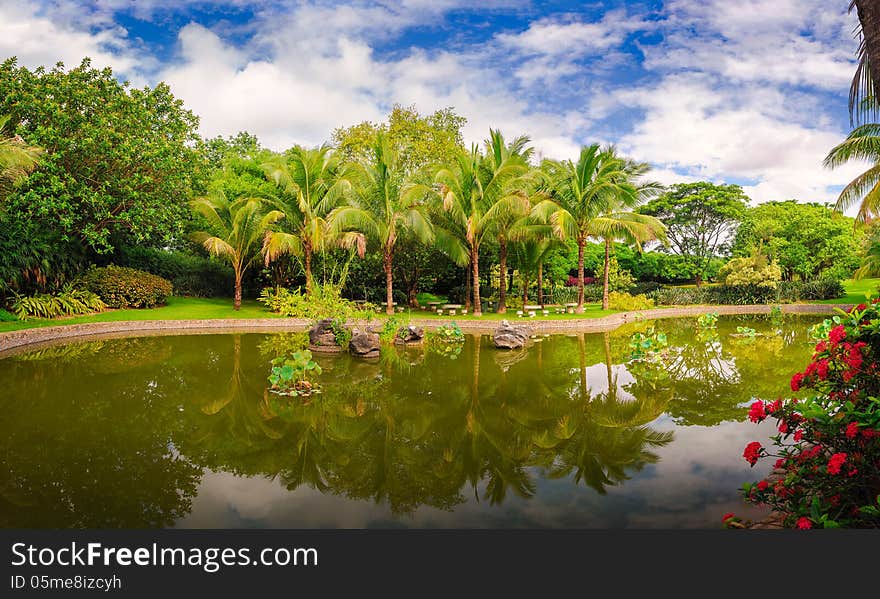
[0,316,819,528]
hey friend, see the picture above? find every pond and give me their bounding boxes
[0,315,822,528]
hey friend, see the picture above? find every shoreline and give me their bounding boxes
[0,303,850,359]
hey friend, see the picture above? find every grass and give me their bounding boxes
[815,278,879,305]
[0,296,280,333]
[0,296,619,333]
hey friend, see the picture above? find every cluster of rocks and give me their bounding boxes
[394,325,424,344]
[492,320,531,349]
[308,319,343,353]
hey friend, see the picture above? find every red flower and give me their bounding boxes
[778,421,789,434]
[827,452,847,475]
[814,341,827,353]
[796,517,812,530]
[756,480,769,491]
[793,429,803,442]
[829,325,847,344]
[748,401,766,423]
[722,512,735,523]
[815,359,829,380]
[743,442,763,466]
[846,422,860,439]
[766,399,782,414]
[790,372,804,391]
[856,303,867,311]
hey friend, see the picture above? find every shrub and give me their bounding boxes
[607,291,654,311]
[258,284,375,322]
[718,255,782,288]
[629,281,664,296]
[733,301,880,529]
[647,286,707,306]
[119,246,234,297]
[0,308,18,322]
[11,286,105,320]
[79,266,173,308]
[778,278,845,301]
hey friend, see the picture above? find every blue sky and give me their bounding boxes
[0,0,866,204]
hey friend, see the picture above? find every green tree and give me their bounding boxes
[332,104,466,179]
[331,133,434,314]
[0,114,40,200]
[432,131,531,316]
[640,182,749,287]
[535,144,660,312]
[261,145,354,293]
[732,200,861,280]
[190,192,283,310]
[0,58,202,252]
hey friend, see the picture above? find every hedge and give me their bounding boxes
[79,266,173,308]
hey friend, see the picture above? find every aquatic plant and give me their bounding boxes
[268,350,322,397]
[696,312,719,329]
[627,326,668,363]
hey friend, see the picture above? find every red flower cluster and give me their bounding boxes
[748,401,766,423]
[796,517,812,530]
[845,422,860,439]
[743,441,763,466]
[828,325,846,344]
[826,453,847,475]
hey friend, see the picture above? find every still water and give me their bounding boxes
[0,316,820,528]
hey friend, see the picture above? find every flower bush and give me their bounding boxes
[732,301,880,529]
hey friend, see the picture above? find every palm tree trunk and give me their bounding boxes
[384,249,394,315]
[576,237,585,314]
[233,271,242,311]
[522,274,528,306]
[602,238,611,310]
[538,262,544,307]
[464,265,472,312]
[855,0,880,100]
[498,239,508,314]
[472,247,482,317]
[304,242,313,295]
[603,331,612,387]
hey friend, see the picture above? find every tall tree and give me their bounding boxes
[433,131,530,317]
[640,182,748,287]
[331,133,434,314]
[190,192,283,310]
[261,145,354,293]
[535,144,659,312]
[849,0,880,124]
[0,58,202,252]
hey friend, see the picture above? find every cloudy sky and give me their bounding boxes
[0,0,867,205]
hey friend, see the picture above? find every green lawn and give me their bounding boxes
[0,297,279,333]
[0,296,618,333]
[816,278,880,304]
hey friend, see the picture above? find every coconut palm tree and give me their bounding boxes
[849,1,880,124]
[534,144,661,312]
[0,115,41,200]
[855,226,880,278]
[591,199,666,310]
[825,123,880,223]
[261,145,354,294]
[190,192,284,310]
[433,130,530,316]
[330,133,434,314]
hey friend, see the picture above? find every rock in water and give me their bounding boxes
[349,328,381,358]
[309,318,343,353]
[394,325,425,344]
[493,320,531,349]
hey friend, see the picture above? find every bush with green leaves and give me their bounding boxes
[258,283,375,321]
[430,322,465,344]
[79,265,172,308]
[718,255,782,289]
[11,286,105,319]
[607,291,654,311]
[0,308,18,322]
[777,279,845,301]
[119,246,234,297]
[267,350,322,397]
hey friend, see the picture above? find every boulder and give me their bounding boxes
[309,318,343,353]
[394,325,425,344]
[349,328,381,358]
[493,320,531,349]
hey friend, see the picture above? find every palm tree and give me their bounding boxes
[261,145,354,293]
[0,115,41,200]
[331,133,434,314]
[824,123,880,223]
[855,226,880,278]
[190,191,284,310]
[591,200,666,309]
[534,144,660,312]
[849,1,880,124]
[433,130,530,316]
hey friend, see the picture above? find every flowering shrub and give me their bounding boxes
[732,301,880,529]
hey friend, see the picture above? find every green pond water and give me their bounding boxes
[0,315,823,528]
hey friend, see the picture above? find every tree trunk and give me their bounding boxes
[498,239,508,314]
[602,238,611,311]
[695,271,702,288]
[576,237,585,314]
[522,274,528,306]
[384,249,394,315]
[464,265,472,312]
[855,0,880,105]
[233,272,242,311]
[538,262,544,307]
[304,242,313,295]
[472,247,482,317]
